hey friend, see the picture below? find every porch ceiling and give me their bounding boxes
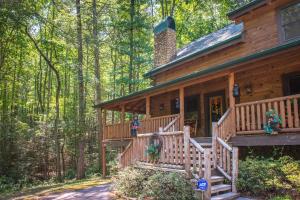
[95,38,300,110]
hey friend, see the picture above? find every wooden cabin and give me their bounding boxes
[96,0,300,199]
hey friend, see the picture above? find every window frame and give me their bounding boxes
[277,0,300,43]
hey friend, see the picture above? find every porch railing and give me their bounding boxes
[119,130,185,168]
[235,94,300,134]
[103,114,180,140]
[140,114,180,134]
[103,122,131,140]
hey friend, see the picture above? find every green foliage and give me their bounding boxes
[64,169,76,180]
[238,156,300,197]
[113,167,194,200]
[113,167,150,198]
[142,172,195,200]
[146,143,161,162]
[270,195,293,200]
[0,0,243,187]
[264,109,282,134]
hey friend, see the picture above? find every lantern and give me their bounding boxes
[233,83,240,97]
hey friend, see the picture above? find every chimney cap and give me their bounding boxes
[154,16,175,35]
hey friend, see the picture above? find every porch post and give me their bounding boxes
[228,72,236,136]
[232,147,239,193]
[212,122,218,169]
[183,126,191,178]
[103,109,107,125]
[102,143,106,177]
[179,87,185,131]
[121,105,125,139]
[146,96,151,119]
[204,148,211,200]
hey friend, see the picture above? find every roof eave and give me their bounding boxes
[227,0,267,20]
[144,33,244,78]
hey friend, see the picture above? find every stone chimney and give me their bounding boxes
[154,16,176,67]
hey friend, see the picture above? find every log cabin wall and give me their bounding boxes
[235,50,300,103]
[152,0,295,84]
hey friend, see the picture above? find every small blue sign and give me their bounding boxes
[197,178,208,191]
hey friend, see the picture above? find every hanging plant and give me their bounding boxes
[146,133,163,163]
[263,109,282,134]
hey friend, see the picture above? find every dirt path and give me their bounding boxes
[40,183,114,200]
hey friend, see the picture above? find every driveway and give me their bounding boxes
[41,183,114,200]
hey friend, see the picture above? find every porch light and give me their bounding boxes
[233,83,240,97]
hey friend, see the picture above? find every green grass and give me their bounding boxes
[1,177,111,200]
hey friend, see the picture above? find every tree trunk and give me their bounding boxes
[76,0,86,179]
[26,29,62,182]
[129,0,135,93]
[92,0,103,173]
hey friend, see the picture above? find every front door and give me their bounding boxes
[205,90,226,136]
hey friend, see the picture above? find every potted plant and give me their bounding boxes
[263,109,282,134]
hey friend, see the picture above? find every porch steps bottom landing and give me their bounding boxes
[134,141,239,200]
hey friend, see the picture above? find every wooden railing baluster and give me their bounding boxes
[235,94,300,134]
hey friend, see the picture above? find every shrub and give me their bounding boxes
[142,172,195,200]
[238,156,300,197]
[64,169,76,180]
[113,167,150,198]
[113,167,195,200]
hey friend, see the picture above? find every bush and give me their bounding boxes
[142,172,195,200]
[113,167,195,200]
[238,156,300,197]
[113,167,150,198]
[64,169,76,180]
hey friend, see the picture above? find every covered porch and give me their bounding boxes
[100,72,235,142]
[97,43,300,145]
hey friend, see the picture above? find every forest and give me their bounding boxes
[0,0,250,190]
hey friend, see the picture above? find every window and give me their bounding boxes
[282,71,300,95]
[279,1,300,42]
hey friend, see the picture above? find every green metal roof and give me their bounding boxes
[227,0,267,19]
[95,38,300,108]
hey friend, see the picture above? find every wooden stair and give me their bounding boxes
[192,139,239,200]
[193,171,239,200]
[135,161,186,174]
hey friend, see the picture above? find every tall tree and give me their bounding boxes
[92,0,103,172]
[75,0,86,179]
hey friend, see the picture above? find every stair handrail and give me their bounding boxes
[163,115,180,132]
[189,138,205,153]
[119,140,133,168]
[217,108,232,126]
[188,132,211,199]
[213,108,238,193]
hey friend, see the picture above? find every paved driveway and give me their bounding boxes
[41,183,114,200]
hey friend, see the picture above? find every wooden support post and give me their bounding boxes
[232,147,239,193]
[180,87,185,131]
[103,109,107,125]
[146,96,151,132]
[102,109,107,140]
[146,96,151,119]
[204,148,211,200]
[121,105,125,139]
[228,72,236,136]
[212,122,218,169]
[102,143,106,177]
[183,126,191,178]
[159,127,163,133]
